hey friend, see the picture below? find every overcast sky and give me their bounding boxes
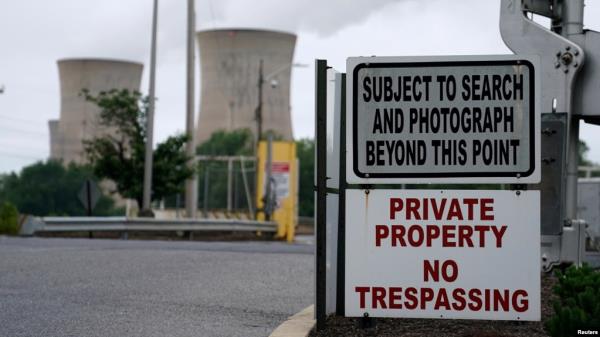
[1,0,600,174]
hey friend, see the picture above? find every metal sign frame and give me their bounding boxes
[346,55,541,184]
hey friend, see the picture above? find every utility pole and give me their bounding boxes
[254,60,264,220]
[185,0,198,218]
[254,61,307,144]
[142,0,159,215]
[255,59,264,144]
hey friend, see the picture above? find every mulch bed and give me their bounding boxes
[310,273,557,337]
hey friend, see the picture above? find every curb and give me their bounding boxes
[269,305,315,337]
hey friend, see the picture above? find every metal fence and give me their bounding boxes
[197,156,256,216]
[162,156,257,218]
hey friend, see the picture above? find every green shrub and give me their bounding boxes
[0,201,19,235]
[546,264,600,337]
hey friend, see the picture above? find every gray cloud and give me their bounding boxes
[197,0,406,36]
[2,0,600,174]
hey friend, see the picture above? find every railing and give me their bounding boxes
[579,166,600,178]
[20,216,277,237]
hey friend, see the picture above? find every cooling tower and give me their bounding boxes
[48,119,62,159]
[196,29,297,143]
[49,58,144,164]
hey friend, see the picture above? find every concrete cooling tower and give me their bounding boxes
[196,29,297,143]
[49,58,143,164]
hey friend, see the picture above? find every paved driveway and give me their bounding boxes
[0,237,314,337]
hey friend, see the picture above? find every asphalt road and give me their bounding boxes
[0,236,314,337]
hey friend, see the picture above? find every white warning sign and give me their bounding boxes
[345,189,541,321]
[346,56,540,184]
[264,162,290,208]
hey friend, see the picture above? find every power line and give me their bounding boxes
[0,125,48,136]
[0,113,49,125]
[0,142,47,153]
[0,151,45,160]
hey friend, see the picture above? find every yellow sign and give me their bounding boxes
[256,141,298,242]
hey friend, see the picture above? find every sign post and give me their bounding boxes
[315,59,328,330]
[78,179,101,216]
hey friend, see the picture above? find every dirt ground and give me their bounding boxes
[310,274,557,337]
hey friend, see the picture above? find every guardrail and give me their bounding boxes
[19,216,278,238]
[586,251,600,268]
[297,216,314,225]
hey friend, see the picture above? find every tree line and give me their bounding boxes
[0,89,316,217]
[6,88,593,218]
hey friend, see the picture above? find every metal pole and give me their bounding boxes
[295,157,300,236]
[233,165,238,210]
[563,0,584,222]
[253,60,264,221]
[336,74,347,316]
[185,0,198,218]
[264,134,273,221]
[227,158,233,212]
[315,59,328,330]
[86,180,92,217]
[142,0,159,213]
[240,156,255,215]
[562,1,584,37]
[255,59,264,143]
[203,166,210,217]
[176,193,180,218]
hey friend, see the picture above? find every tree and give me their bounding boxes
[0,161,119,216]
[579,139,593,166]
[195,129,284,157]
[196,129,254,156]
[296,138,315,217]
[0,202,19,235]
[0,174,7,196]
[82,89,194,207]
